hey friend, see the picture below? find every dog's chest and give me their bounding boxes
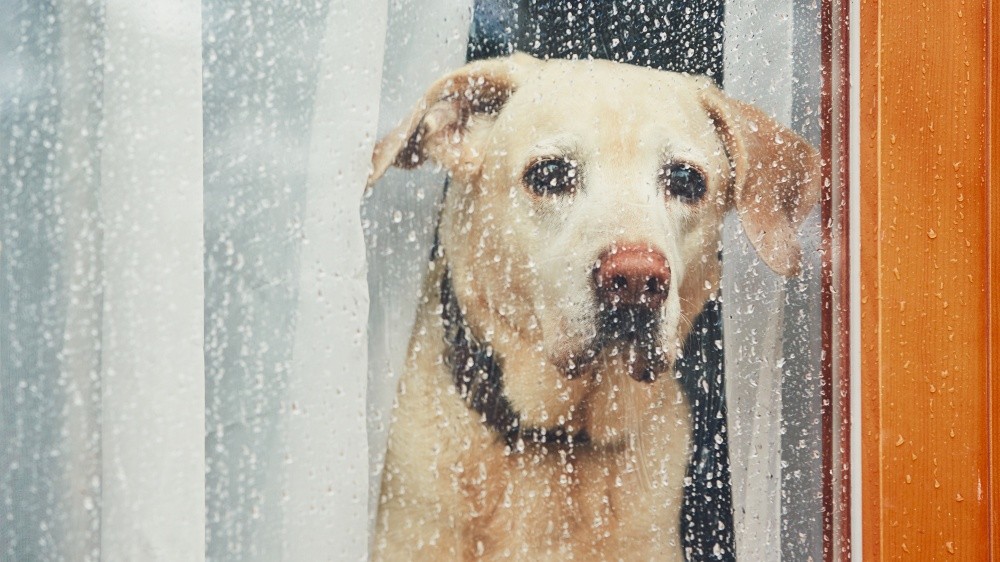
[454,444,685,561]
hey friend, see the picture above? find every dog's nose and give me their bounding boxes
[593,245,671,309]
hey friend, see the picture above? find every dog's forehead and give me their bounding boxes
[494,59,715,156]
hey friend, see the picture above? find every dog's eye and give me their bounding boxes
[523,158,579,197]
[663,164,707,203]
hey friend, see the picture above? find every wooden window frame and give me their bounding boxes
[859,0,999,558]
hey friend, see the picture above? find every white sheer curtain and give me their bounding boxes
[724,1,824,560]
[722,1,796,558]
[99,1,204,559]
[281,1,385,559]
[2,1,382,560]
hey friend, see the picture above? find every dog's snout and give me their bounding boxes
[593,245,671,308]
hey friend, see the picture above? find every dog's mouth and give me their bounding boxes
[562,304,671,383]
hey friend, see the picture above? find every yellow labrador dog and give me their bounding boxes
[367,53,818,561]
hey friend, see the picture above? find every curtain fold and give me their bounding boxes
[281,0,386,559]
[723,1,824,560]
[202,0,330,557]
[2,2,105,560]
[56,2,105,560]
[722,0,794,553]
[99,1,205,559]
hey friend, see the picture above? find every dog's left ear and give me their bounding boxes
[367,53,538,188]
[701,87,821,277]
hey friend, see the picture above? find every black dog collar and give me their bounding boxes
[438,267,589,448]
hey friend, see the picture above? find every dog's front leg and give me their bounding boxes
[373,293,484,561]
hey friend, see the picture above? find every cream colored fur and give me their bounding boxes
[367,53,819,561]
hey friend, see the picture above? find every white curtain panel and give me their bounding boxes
[724,1,824,560]
[2,1,385,560]
[722,1,794,559]
[98,0,383,558]
[99,1,205,560]
[282,0,386,559]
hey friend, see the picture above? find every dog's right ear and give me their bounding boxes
[701,86,821,277]
[367,54,537,189]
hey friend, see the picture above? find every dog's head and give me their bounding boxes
[369,54,819,443]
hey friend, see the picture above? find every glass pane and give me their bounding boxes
[0,0,850,559]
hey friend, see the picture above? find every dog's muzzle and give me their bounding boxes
[579,244,673,383]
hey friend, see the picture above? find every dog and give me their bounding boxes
[366,53,819,561]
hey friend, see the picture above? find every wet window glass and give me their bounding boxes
[1,0,849,559]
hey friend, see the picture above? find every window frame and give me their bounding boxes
[858,0,999,558]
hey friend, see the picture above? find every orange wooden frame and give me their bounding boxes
[860,0,997,559]
[989,0,1000,556]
